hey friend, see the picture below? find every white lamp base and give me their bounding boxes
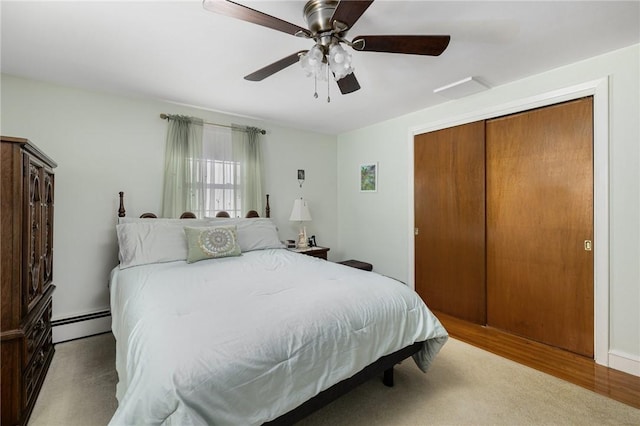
[297,226,308,248]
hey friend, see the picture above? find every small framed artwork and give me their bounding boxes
[360,162,378,192]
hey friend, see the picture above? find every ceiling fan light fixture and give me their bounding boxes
[328,43,354,80]
[300,45,328,81]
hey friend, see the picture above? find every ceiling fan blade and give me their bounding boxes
[203,0,311,37]
[244,51,307,81]
[352,35,451,56]
[331,0,374,30]
[336,72,361,94]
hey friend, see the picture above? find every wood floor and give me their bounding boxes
[435,311,640,409]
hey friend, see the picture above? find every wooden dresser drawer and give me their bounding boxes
[23,331,53,411]
[25,300,52,367]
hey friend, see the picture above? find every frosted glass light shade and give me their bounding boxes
[300,45,327,81]
[328,43,353,80]
[289,198,312,222]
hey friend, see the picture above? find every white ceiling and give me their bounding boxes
[2,1,639,135]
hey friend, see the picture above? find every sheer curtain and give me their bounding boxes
[161,115,263,218]
[161,115,204,218]
[232,126,264,215]
[202,125,236,217]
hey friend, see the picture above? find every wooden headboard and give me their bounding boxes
[117,192,270,219]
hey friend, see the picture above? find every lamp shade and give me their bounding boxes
[289,198,312,222]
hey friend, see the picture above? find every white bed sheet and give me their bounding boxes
[109,249,447,425]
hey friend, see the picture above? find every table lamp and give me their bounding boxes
[289,198,312,248]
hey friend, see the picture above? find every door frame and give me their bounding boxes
[407,78,609,367]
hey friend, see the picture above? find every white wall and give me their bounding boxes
[2,43,638,374]
[261,126,338,252]
[0,74,337,340]
[337,44,640,375]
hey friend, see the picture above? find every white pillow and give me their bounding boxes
[207,218,284,252]
[116,221,207,268]
[116,218,282,268]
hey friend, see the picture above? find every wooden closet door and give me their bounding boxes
[414,121,486,324]
[486,97,594,357]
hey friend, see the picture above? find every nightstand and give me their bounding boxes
[287,246,330,260]
[337,259,373,271]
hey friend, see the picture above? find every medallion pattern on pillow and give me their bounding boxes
[201,227,235,255]
[184,226,241,263]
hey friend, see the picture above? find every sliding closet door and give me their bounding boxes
[414,121,486,324]
[486,97,594,357]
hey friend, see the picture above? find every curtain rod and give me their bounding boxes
[160,113,266,135]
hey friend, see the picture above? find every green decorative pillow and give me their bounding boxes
[184,225,241,263]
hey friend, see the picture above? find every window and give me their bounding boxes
[188,125,242,218]
[162,115,263,219]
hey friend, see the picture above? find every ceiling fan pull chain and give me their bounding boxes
[313,74,318,99]
[313,75,318,99]
[327,64,331,103]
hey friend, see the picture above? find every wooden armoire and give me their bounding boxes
[414,98,594,358]
[1,136,57,425]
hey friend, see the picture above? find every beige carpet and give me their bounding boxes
[29,333,640,426]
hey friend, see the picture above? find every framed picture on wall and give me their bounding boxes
[360,163,378,192]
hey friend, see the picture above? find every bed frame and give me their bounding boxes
[266,342,423,425]
[115,191,425,425]
[117,191,270,219]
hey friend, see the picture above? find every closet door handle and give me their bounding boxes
[584,240,592,251]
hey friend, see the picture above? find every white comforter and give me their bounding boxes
[109,249,447,426]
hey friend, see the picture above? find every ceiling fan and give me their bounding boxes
[202,0,450,99]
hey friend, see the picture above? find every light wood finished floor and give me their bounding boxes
[435,311,640,409]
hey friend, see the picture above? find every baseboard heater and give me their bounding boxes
[51,309,111,327]
[51,309,112,343]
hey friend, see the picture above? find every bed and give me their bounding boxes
[109,192,448,425]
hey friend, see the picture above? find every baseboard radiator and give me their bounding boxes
[51,309,112,343]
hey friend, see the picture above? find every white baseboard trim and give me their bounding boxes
[52,310,112,343]
[608,349,640,377]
